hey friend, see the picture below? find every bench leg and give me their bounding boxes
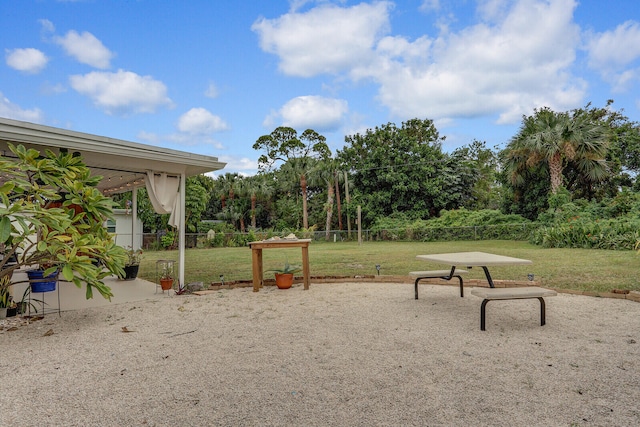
[479,297,548,331]
[480,299,489,331]
[415,276,465,300]
[456,275,464,297]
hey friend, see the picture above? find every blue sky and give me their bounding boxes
[2,0,640,176]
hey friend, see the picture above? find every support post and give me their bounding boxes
[178,172,186,290]
[357,205,362,245]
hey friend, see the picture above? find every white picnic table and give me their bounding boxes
[416,251,533,288]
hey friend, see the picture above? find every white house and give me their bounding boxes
[0,117,226,286]
[109,209,144,249]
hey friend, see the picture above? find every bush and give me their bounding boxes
[369,209,533,241]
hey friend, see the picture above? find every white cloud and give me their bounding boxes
[252,2,391,77]
[267,95,348,131]
[41,82,67,95]
[177,108,229,134]
[0,92,43,122]
[204,82,219,98]
[365,0,584,124]
[54,30,114,69]
[69,69,173,115]
[419,0,440,12]
[39,19,55,33]
[258,0,587,126]
[5,48,49,74]
[586,20,640,92]
[216,155,259,174]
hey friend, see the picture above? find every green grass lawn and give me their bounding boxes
[138,240,640,293]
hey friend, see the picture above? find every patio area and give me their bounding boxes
[8,272,165,315]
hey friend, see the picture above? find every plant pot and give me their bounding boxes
[122,265,140,280]
[6,307,17,317]
[27,270,57,293]
[274,273,294,289]
[160,278,174,291]
[17,301,28,315]
[0,307,6,319]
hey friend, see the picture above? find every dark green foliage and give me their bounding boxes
[531,190,640,250]
[337,118,477,227]
[369,209,533,242]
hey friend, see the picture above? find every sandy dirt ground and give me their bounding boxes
[1,282,639,426]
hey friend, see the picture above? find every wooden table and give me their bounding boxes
[248,239,311,292]
[416,251,532,288]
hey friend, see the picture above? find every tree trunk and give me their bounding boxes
[325,181,334,241]
[549,152,563,193]
[301,174,308,230]
[221,195,226,209]
[334,171,342,231]
[251,193,257,229]
[344,171,351,238]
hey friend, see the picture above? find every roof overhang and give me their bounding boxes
[0,117,226,193]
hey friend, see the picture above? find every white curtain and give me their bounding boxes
[145,171,181,228]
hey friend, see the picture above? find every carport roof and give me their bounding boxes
[0,117,226,193]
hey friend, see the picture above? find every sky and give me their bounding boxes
[2,0,640,177]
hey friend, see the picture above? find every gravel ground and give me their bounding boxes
[1,282,639,426]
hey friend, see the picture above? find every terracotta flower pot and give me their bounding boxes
[274,273,294,289]
[160,278,174,291]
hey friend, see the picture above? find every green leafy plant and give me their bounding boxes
[125,247,143,266]
[0,285,12,309]
[160,263,174,280]
[0,144,128,300]
[160,232,175,249]
[267,260,301,275]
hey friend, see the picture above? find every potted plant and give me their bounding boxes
[0,144,128,302]
[15,286,42,316]
[159,263,174,291]
[26,265,59,293]
[0,285,11,318]
[268,260,301,289]
[121,247,143,280]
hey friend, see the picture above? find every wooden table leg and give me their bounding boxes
[252,248,263,292]
[301,245,310,290]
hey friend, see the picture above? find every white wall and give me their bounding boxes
[110,209,143,249]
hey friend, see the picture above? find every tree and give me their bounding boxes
[184,176,211,232]
[309,158,340,240]
[212,173,244,230]
[337,118,462,226]
[504,107,610,195]
[0,144,127,300]
[452,140,501,210]
[244,174,274,230]
[253,127,330,229]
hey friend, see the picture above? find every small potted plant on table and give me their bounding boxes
[268,260,301,289]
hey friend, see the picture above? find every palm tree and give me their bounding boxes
[278,157,316,229]
[244,174,274,230]
[309,158,341,240]
[505,107,610,194]
[253,127,330,230]
[215,173,244,229]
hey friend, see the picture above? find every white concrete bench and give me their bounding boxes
[470,287,557,331]
[410,269,469,299]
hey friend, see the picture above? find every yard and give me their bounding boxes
[138,240,640,293]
